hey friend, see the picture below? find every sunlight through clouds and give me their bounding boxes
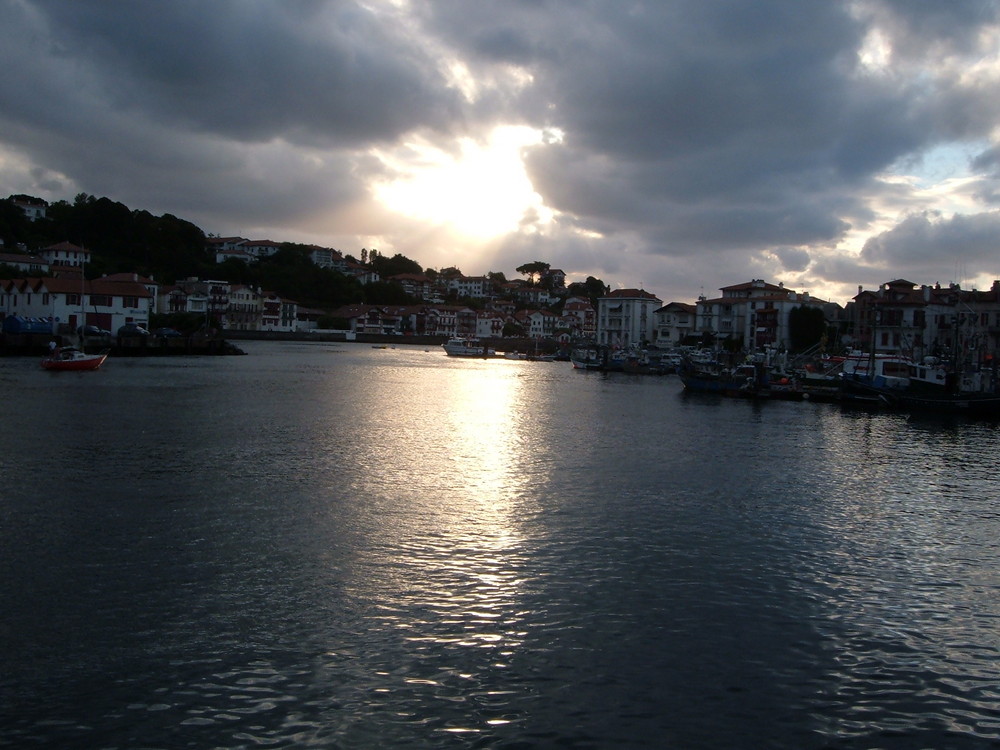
[373,126,553,238]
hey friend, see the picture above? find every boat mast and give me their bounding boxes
[79,255,86,349]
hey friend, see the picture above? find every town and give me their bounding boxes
[2,194,1000,367]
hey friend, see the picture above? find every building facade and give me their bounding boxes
[597,289,662,347]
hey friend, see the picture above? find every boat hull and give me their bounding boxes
[41,352,107,371]
[840,374,1000,416]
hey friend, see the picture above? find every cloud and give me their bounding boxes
[862,211,1000,280]
[2,0,1000,305]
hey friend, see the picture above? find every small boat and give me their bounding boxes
[41,347,108,371]
[570,346,603,370]
[442,337,497,357]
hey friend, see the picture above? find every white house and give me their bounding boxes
[0,275,152,333]
[695,279,829,350]
[12,196,48,221]
[476,310,505,338]
[228,285,262,331]
[0,252,49,275]
[308,246,348,272]
[562,296,596,338]
[100,272,160,314]
[597,288,662,347]
[653,302,697,347]
[39,241,91,269]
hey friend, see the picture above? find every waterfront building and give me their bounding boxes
[852,279,1000,361]
[597,289,662,348]
[228,285,263,331]
[653,302,697,347]
[260,291,297,332]
[100,273,160,315]
[170,278,232,328]
[0,275,152,333]
[695,279,830,350]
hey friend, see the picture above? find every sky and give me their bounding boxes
[2,0,1000,307]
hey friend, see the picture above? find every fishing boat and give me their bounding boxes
[570,345,603,370]
[41,347,108,371]
[677,357,770,398]
[840,353,1000,415]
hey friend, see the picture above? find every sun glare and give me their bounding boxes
[373,126,552,238]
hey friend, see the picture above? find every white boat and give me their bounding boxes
[442,337,497,357]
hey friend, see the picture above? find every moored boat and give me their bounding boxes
[840,353,1000,416]
[678,357,770,398]
[570,346,603,370]
[41,347,108,371]
[442,337,497,357]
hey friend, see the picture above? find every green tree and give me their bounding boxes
[364,280,412,305]
[788,306,827,351]
[371,252,422,278]
[503,320,526,337]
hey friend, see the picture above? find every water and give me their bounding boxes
[2,340,1000,749]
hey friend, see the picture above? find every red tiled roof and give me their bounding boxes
[605,288,661,300]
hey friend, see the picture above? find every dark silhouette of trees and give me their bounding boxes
[516,260,550,285]
[788,306,828,351]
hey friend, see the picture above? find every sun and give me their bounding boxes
[373,126,552,238]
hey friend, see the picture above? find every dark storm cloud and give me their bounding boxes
[0,0,465,231]
[19,0,460,146]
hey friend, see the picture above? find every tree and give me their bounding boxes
[503,321,526,337]
[364,280,412,305]
[370,252,422,278]
[516,261,550,285]
[788,306,827,351]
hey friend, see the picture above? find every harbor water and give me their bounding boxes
[2,340,1000,749]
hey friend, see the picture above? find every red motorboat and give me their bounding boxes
[41,347,108,371]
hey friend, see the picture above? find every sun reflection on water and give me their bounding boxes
[337,360,540,732]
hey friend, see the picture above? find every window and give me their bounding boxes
[67,293,80,306]
[122,296,138,308]
[90,294,112,307]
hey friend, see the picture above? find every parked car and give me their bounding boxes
[78,324,111,337]
[153,327,183,338]
[118,323,150,337]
